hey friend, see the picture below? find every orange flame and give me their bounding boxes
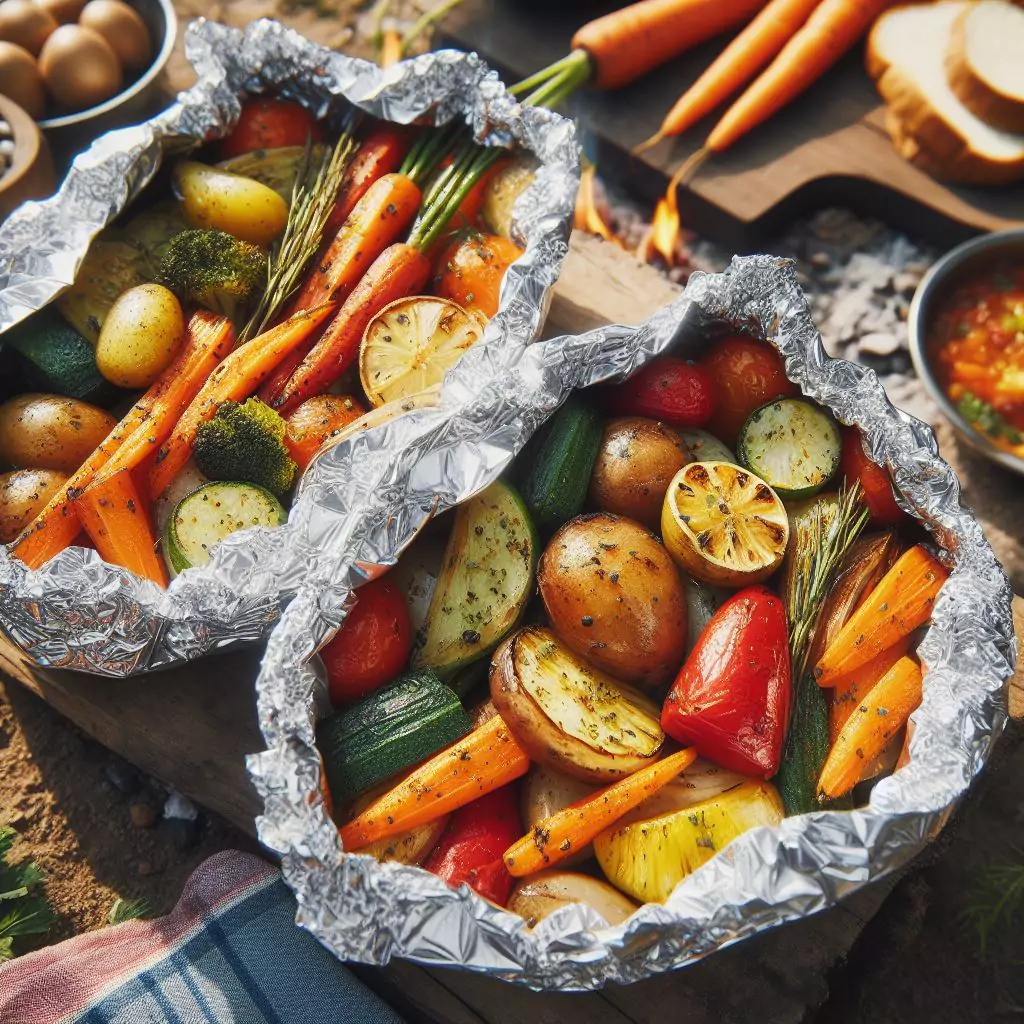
[636,178,682,268]
[574,166,619,245]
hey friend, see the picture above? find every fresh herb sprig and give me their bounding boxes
[0,826,55,961]
[239,134,356,344]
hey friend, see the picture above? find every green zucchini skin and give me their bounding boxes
[316,670,471,807]
[737,398,841,500]
[414,479,537,680]
[518,395,603,536]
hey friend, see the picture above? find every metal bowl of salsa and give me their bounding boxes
[908,229,1024,478]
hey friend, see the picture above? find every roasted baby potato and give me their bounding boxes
[95,283,185,389]
[0,394,116,472]
[588,416,691,528]
[538,513,688,689]
[0,468,69,542]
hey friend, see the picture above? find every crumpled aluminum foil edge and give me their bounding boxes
[247,254,1015,990]
[0,18,578,676]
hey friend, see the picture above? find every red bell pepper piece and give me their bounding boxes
[603,356,717,428]
[661,586,790,778]
[423,782,522,907]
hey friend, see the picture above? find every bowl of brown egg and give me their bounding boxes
[0,0,176,162]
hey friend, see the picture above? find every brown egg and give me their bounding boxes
[33,0,87,23]
[0,40,44,118]
[78,0,148,71]
[38,23,121,111]
[0,0,56,55]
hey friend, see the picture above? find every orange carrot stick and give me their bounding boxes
[573,0,767,90]
[828,634,912,741]
[815,545,947,687]
[148,303,335,499]
[270,243,431,416]
[338,714,530,851]
[706,0,893,154]
[504,747,697,877]
[640,0,824,149]
[818,655,922,799]
[74,468,168,587]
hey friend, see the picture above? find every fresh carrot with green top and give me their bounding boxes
[637,0,824,151]
[705,0,894,155]
[818,655,922,799]
[149,303,335,499]
[815,545,947,687]
[338,714,530,851]
[503,747,697,877]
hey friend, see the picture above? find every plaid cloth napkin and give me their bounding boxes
[0,851,405,1024]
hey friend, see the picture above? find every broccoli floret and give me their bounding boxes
[159,229,266,322]
[193,398,297,496]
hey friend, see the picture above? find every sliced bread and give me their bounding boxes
[946,0,1024,135]
[867,2,1024,186]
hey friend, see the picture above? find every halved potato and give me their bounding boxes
[594,779,784,904]
[508,870,637,928]
[661,461,789,587]
[490,626,665,783]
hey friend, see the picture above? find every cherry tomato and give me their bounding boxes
[839,427,905,526]
[284,394,367,470]
[221,97,323,158]
[423,783,522,906]
[700,336,796,446]
[322,577,412,706]
[602,356,716,428]
[662,586,790,778]
[431,233,523,319]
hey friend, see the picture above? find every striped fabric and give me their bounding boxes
[0,851,404,1024]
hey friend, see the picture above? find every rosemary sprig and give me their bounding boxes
[239,133,356,344]
[785,483,870,683]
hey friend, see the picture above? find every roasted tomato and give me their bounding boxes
[701,336,796,445]
[322,576,412,706]
[423,783,522,906]
[220,97,323,158]
[603,356,717,428]
[661,586,790,778]
[431,233,523,319]
[839,427,905,526]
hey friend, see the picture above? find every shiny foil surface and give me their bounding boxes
[248,255,1015,990]
[0,18,578,675]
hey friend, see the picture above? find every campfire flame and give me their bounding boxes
[574,166,620,246]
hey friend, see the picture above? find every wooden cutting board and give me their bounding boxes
[441,0,1024,249]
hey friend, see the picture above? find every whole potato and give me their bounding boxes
[0,394,116,472]
[538,513,687,689]
[0,468,68,542]
[589,417,691,528]
[174,161,289,248]
[96,284,184,389]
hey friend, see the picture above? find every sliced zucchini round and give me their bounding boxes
[165,481,286,574]
[737,398,841,499]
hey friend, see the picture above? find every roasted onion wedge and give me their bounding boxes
[490,626,665,783]
[508,870,638,929]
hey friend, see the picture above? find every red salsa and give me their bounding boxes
[929,262,1024,456]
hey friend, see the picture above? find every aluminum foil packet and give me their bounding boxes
[247,255,1015,990]
[0,18,578,675]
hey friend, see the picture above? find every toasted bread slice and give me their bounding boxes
[947,0,1024,135]
[868,2,1024,186]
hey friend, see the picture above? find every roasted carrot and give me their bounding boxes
[74,469,168,587]
[269,243,431,416]
[148,303,335,499]
[322,124,410,242]
[503,747,697,877]
[338,714,530,851]
[828,635,912,741]
[572,0,767,90]
[706,0,893,154]
[283,394,367,471]
[431,232,524,320]
[9,319,229,569]
[815,545,947,687]
[639,0,824,150]
[95,312,233,490]
[818,656,923,799]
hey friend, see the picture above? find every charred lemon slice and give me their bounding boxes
[359,296,484,408]
[661,461,789,587]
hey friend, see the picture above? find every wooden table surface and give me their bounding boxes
[2,232,1022,1022]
